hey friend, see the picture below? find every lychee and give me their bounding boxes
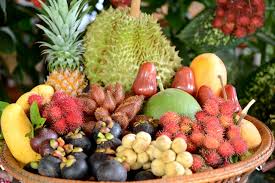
[216,8,225,17]
[218,141,235,158]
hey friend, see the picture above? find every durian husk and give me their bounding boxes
[84,8,182,91]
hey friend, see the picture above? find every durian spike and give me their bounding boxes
[237,99,256,124]
[130,0,141,18]
[218,75,227,100]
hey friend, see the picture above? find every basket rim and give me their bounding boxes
[0,115,274,183]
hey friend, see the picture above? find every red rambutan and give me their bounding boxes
[28,94,43,107]
[212,18,224,28]
[203,98,220,116]
[202,116,220,129]
[163,120,180,135]
[160,112,181,126]
[48,105,62,122]
[174,132,187,141]
[195,111,208,122]
[216,8,225,17]
[217,0,227,5]
[219,115,234,128]
[222,22,235,35]
[218,141,235,158]
[179,116,192,133]
[192,123,203,132]
[65,112,83,130]
[190,131,205,146]
[238,15,250,26]
[219,100,235,116]
[203,135,220,149]
[234,27,247,38]
[227,125,241,140]
[226,12,236,22]
[156,130,172,139]
[51,118,67,135]
[191,155,205,172]
[186,139,197,153]
[251,16,264,28]
[202,150,223,167]
[230,138,248,155]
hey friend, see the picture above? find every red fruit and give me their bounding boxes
[28,94,43,107]
[218,141,235,158]
[48,106,62,122]
[90,84,105,106]
[219,115,234,128]
[191,155,205,172]
[65,112,83,128]
[51,118,67,135]
[216,8,225,17]
[238,16,250,26]
[230,138,248,155]
[172,67,196,96]
[251,16,264,28]
[31,0,45,8]
[203,98,220,116]
[192,123,203,132]
[197,85,214,106]
[221,158,231,167]
[234,27,247,38]
[212,18,224,28]
[202,116,220,127]
[186,139,197,153]
[222,22,235,35]
[227,125,241,140]
[111,0,131,7]
[226,13,236,22]
[174,133,187,141]
[219,100,236,116]
[160,112,181,126]
[202,150,223,167]
[216,0,227,4]
[132,62,157,97]
[195,111,208,122]
[156,130,172,139]
[179,116,192,133]
[247,26,257,35]
[203,135,220,149]
[190,131,205,146]
[223,84,242,112]
[51,91,67,101]
[163,121,180,135]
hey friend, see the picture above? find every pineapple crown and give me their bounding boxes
[37,0,90,72]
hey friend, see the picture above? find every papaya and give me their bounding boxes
[1,104,41,164]
[190,53,227,96]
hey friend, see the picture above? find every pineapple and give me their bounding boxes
[37,0,89,96]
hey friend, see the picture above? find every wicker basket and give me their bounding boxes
[0,115,274,183]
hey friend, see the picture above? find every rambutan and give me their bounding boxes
[202,116,221,129]
[219,115,234,128]
[186,139,197,153]
[191,155,205,172]
[216,8,225,17]
[156,130,172,139]
[174,132,187,141]
[51,118,67,135]
[219,100,235,116]
[234,27,247,38]
[251,16,264,28]
[163,120,180,135]
[179,116,192,133]
[28,94,43,108]
[159,112,181,126]
[217,0,227,5]
[212,18,224,28]
[202,150,223,167]
[190,131,205,146]
[203,98,220,116]
[226,12,236,22]
[203,135,220,149]
[195,111,208,122]
[218,141,235,158]
[192,123,203,132]
[227,125,241,140]
[230,138,248,155]
[238,15,250,26]
[222,22,235,35]
[65,112,83,130]
[47,105,62,122]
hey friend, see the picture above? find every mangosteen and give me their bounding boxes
[71,152,88,160]
[134,171,156,181]
[30,128,58,153]
[88,153,110,176]
[61,158,88,180]
[38,140,54,156]
[132,121,155,136]
[110,122,122,138]
[24,161,39,174]
[96,160,127,182]
[65,130,92,152]
[38,155,61,178]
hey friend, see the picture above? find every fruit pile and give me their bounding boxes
[212,0,265,38]
[0,0,264,182]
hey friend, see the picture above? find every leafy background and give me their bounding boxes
[0,0,274,181]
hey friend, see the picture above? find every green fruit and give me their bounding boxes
[143,88,201,120]
[84,8,181,91]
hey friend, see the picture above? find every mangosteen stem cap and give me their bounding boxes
[130,0,141,18]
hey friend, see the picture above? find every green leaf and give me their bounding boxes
[229,155,240,164]
[30,102,46,129]
[0,29,16,54]
[0,101,9,116]
[0,0,6,21]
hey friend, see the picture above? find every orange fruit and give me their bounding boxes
[190,53,227,96]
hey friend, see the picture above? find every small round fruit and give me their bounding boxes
[143,162,151,170]
[134,171,155,181]
[88,153,110,176]
[130,162,143,170]
[153,147,162,159]
[172,137,187,153]
[133,122,155,137]
[240,119,262,149]
[132,139,149,153]
[137,152,149,164]
[146,145,155,160]
[136,131,152,144]
[38,140,54,156]
[122,149,137,165]
[151,159,165,177]
[155,135,172,151]
[65,136,92,153]
[161,150,176,163]
[116,146,126,153]
[61,159,88,180]
[122,134,136,148]
[71,152,88,160]
[185,168,193,175]
[38,155,61,178]
[96,160,127,181]
[110,123,122,138]
[24,161,39,174]
[165,161,185,177]
[176,152,193,168]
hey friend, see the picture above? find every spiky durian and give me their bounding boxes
[84,7,182,91]
[37,0,89,96]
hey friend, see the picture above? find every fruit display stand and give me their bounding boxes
[0,115,274,183]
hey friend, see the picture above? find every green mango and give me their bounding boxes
[143,88,201,120]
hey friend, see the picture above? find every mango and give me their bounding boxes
[16,84,54,112]
[1,104,41,164]
[144,88,201,120]
[190,53,227,96]
[240,118,262,149]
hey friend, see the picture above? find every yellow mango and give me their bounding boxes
[16,91,37,112]
[1,104,41,164]
[240,118,262,149]
[31,84,54,104]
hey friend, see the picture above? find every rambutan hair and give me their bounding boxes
[201,150,223,167]
[218,141,235,158]
[203,135,220,149]
[156,130,172,139]
[51,118,67,135]
[195,111,208,122]
[179,116,193,133]
[186,139,197,153]
[230,138,248,155]
[174,132,187,141]
[203,98,220,116]
[219,115,234,128]
[191,155,205,172]
[226,125,241,140]
[190,131,205,146]
[219,100,235,116]
[160,111,181,126]
[28,94,43,108]
[163,120,180,135]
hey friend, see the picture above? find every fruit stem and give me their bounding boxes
[237,99,256,124]
[130,0,141,18]
[218,75,227,100]
[156,76,164,92]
